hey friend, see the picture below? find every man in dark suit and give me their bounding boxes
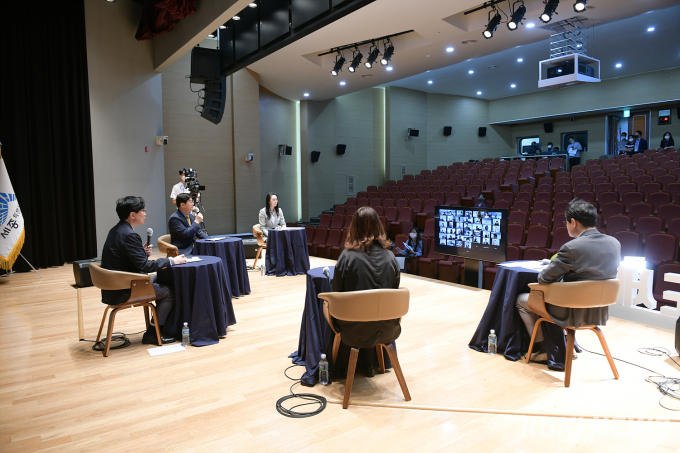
[168,193,210,255]
[634,130,649,153]
[515,198,621,370]
[101,196,187,344]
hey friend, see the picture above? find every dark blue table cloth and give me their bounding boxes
[468,261,566,369]
[195,238,251,298]
[166,256,236,346]
[265,228,310,277]
[289,266,394,386]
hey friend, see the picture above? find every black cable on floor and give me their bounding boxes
[579,345,680,411]
[80,330,146,352]
[276,365,327,418]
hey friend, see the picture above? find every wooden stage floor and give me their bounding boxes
[1,253,679,452]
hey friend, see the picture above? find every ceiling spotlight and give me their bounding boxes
[233,15,241,20]
[647,27,655,32]
[507,3,526,30]
[365,46,380,69]
[615,63,622,68]
[106,0,116,2]
[428,80,433,84]
[380,42,394,66]
[573,0,587,12]
[483,10,502,39]
[446,47,454,52]
[348,49,363,73]
[303,93,310,97]
[511,84,516,88]
[331,54,345,77]
[249,2,257,7]
[517,58,524,62]
[386,66,393,71]
[340,81,346,86]
[477,91,482,95]
[526,22,535,28]
[540,0,559,23]
[469,70,474,74]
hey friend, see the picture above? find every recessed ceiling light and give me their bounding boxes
[477,91,482,95]
[511,84,516,88]
[428,80,433,84]
[526,22,535,28]
[339,81,346,86]
[233,15,241,20]
[219,24,227,29]
[517,58,523,62]
[647,27,655,32]
[615,63,622,68]
[446,47,454,52]
[303,93,310,97]
[249,2,257,7]
[386,66,393,71]
[469,70,474,74]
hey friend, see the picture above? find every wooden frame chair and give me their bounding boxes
[89,263,161,357]
[526,279,621,387]
[252,224,266,269]
[157,234,178,258]
[318,288,411,409]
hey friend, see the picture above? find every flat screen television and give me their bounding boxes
[434,206,508,263]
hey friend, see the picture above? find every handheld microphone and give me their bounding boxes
[146,228,153,247]
[323,266,331,282]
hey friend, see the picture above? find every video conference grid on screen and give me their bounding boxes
[434,206,508,263]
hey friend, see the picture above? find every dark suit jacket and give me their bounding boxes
[101,220,172,305]
[635,138,649,153]
[538,228,621,327]
[332,241,402,348]
[168,210,209,255]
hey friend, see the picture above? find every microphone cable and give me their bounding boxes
[80,330,147,351]
[579,345,680,411]
[276,365,327,418]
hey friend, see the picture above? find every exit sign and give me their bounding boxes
[623,110,630,118]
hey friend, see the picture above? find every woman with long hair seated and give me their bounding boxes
[258,192,286,242]
[332,206,401,377]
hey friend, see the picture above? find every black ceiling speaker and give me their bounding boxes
[336,144,346,155]
[311,151,320,163]
[443,126,452,136]
[285,145,292,155]
[190,47,221,84]
[544,122,554,133]
[200,77,226,125]
[408,128,420,137]
[478,127,487,137]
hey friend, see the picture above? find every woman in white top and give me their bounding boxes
[259,192,286,241]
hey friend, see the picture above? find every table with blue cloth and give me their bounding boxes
[165,256,236,346]
[265,228,310,277]
[194,237,251,298]
[468,261,566,370]
[289,266,394,386]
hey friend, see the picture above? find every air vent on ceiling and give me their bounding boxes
[487,65,497,69]
[361,74,373,77]
[462,39,478,44]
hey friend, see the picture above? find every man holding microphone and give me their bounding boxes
[169,193,209,255]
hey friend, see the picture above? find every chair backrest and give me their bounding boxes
[533,200,552,212]
[614,230,641,257]
[513,200,530,211]
[312,227,327,244]
[645,233,679,265]
[325,228,343,247]
[529,211,551,228]
[445,191,461,206]
[648,191,671,214]
[657,204,680,229]
[550,226,573,250]
[523,247,549,261]
[318,213,332,228]
[385,206,399,222]
[528,279,620,308]
[334,205,346,215]
[89,262,152,291]
[396,198,409,209]
[507,223,526,246]
[605,215,633,237]
[397,207,413,222]
[635,216,664,244]
[628,202,654,224]
[516,192,533,202]
[252,226,266,247]
[158,234,179,257]
[554,191,573,203]
[357,198,369,207]
[330,214,345,229]
[319,288,410,322]
[423,218,436,237]
[601,202,624,223]
[525,225,550,248]
[597,191,618,208]
[509,210,528,227]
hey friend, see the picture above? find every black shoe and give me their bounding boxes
[547,363,565,372]
[142,329,175,345]
[364,364,375,378]
[573,339,583,353]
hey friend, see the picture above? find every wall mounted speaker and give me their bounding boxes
[544,122,554,133]
[200,77,226,125]
[408,128,420,137]
[478,127,487,137]
[311,151,320,163]
[336,144,346,155]
[278,144,286,156]
[443,126,452,136]
[285,145,292,155]
[190,47,220,84]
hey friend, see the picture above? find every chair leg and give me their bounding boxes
[343,348,359,409]
[96,306,111,343]
[376,345,386,374]
[331,333,341,365]
[591,326,620,380]
[144,306,150,329]
[526,318,545,364]
[253,246,262,269]
[564,329,575,387]
[384,343,411,402]
[148,304,162,346]
[104,308,119,357]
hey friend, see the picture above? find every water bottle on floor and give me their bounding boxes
[182,322,190,347]
[318,354,330,385]
[488,329,497,355]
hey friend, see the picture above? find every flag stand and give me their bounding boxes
[0,254,42,279]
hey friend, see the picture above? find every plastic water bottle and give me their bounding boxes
[318,354,330,385]
[182,322,190,347]
[488,329,497,356]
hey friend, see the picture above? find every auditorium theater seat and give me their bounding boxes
[316,228,342,259]
[614,230,642,258]
[635,216,664,245]
[645,233,679,266]
[330,229,350,260]
[308,227,327,256]
[657,204,680,230]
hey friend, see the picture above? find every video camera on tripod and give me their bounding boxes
[181,168,205,202]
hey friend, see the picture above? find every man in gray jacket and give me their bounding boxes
[516,199,621,366]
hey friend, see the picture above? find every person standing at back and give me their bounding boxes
[332,206,401,377]
[634,130,648,153]
[566,136,582,169]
